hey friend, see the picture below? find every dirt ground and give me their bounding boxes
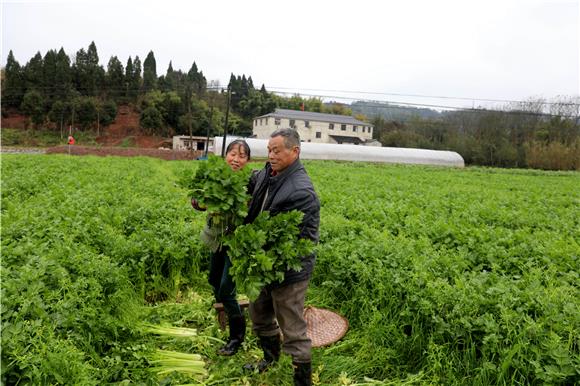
[2,105,200,160]
[46,145,204,160]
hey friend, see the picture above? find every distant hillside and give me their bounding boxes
[350,100,441,121]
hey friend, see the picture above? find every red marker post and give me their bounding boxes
[67,135,75,154]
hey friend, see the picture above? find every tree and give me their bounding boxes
[259,84,276,115]
[98,99,117,127]
[87,41,105,95]
[54,48,72,102]
[20,90,45,127]
[133,56,142,94]
[42,49,58,105]
[48,100,73,139]
[160,61,176,92]
[125,57,134,99]
[23,52,43,92]
[72,48,87,94]
[140,106,164,134]
[1,50,25,108]
[106,56,125,101]
[142,51,157,93]
[72,42,105,97]
[161,91,182,129]
[74,96,99,130]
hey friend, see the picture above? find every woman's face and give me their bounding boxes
[225,144,249,171]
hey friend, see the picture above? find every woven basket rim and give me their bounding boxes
[304,306,349,347]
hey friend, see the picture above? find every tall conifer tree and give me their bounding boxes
[1,50,25,108]
[142,51,157,93]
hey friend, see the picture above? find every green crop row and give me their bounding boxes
[1,155,578,385]
[306,161,579,385]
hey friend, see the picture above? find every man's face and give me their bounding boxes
[268,135,299,173]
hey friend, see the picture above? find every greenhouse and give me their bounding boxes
[213,137,465,167]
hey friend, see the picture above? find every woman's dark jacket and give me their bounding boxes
[245,159,320,288]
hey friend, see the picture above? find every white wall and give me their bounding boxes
[252,117,373,143]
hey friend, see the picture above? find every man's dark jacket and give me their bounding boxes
[246,159,320,287]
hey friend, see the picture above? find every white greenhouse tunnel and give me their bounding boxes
[213,136,465,168]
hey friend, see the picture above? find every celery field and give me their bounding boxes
[2,154,579,385]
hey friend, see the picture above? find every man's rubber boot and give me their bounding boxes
[218,314,245,356]
[243,334,281,372]
[293,362,312,386]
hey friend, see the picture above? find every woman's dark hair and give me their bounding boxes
[226,139,251,160]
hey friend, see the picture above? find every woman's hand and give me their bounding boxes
[191,198,207,211]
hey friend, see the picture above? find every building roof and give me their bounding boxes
[257,109,372,127]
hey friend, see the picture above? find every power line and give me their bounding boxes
[268,90,580,119]
[3,85,578,118]
[266,86,580,107]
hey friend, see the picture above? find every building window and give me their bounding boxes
[341,124,346,131]
[329,123,334,130]
[265,118,268,125]
[362,126,365,133]
[275,118,281,125]
[289,119,295,128]
[305,120,310,128]
[353,125,358,132]
[316,131,321,138]
[369,128,372,135]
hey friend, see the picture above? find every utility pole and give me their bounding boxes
[205,104,213,157]
[96,105,100,137]
[188,86,193,150]
[221,84,231,157]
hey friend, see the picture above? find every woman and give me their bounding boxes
[192,139,252,356]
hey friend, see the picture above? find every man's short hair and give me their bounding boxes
[270,128,301,149]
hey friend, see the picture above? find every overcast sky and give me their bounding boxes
[2,0,579,110]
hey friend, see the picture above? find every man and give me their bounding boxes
[244,128,320,386]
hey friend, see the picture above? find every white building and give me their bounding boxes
[173,135,214,151]
[253,109,375,145]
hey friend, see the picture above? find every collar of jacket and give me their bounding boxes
[267,158,303,183]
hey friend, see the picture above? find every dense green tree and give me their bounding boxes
[20,90,45,126]
[133,56,142,93]
[238,89,265,119]
[48,100,72,138]
[74,96,99,129]
[1,50,25,108]
[23,52,43,92]
[106,56,125,101]
[72,47,87,91]
[140,106,164,134]
[98,99,118,127]
[72,43,104,97]
[159,61,176,92]
[142,51,157,93]
[54,48,72,102]
[258,84,277,115]
[124,57,134,98]
[73,42,104,96]
[186,62,206,96]
[42,49,58,105]
[87,42,105,94]
[161,91,182,129]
